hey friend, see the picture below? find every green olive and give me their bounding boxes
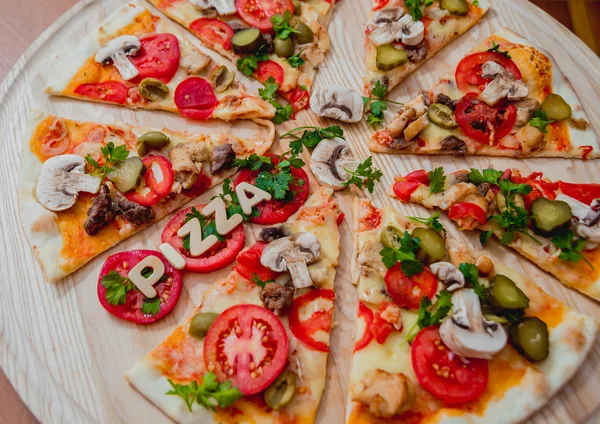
[380,226,404,249]
[541,94,572,121]
[188,312,219,339]
[137,131,170,156]
[292,21,314,44]
[509,317,549,362]
[486,275,530,311]
[292,0,302,15]
[264,371,297,409]
[210,65,235,93]
[138,78,170,101]
[411,227,446,264]
[274,38,295,58]
[427,103,458,129]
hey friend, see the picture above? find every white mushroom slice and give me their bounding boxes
[426,7,450,20]
[368,8,405,46]
[128,255,165,298]
[202,197,243,236]
[95,35,141,81]
[36,154,101,212]
[397,15,425,46]
[309,137,357,190]
[481,61,509,79]
[309,85,364,123]
[368,7,405,28]
[430,262,465,292]
[190,0,236,14]
[403,113,430,141]
[477,63,529,106]
[235,182,272,215]
[261,232,321,288]
[440,289,508,359]
[556,194,600,243]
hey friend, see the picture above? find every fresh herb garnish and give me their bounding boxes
[236,44,269,77]
[473,0,480,6]
[211,178,259,221]
[408,211,446,235]
[467,168,504,185]
[487,40,511,58]
[529,110,554,133]
[259,77,294,125]
[101,271,135,305]
[282,125,344,155]
[85,142,129,180]
[362,80,403,126]
[480,230,493,246]
[405,0,434,21]
[287,50,305,68]
[142,298,161,316]
[552,230,593,269]
[342,156,383,193]
[271,11,300,40]
[166,372,242,412]
[182,206,226,250]
[406,290,453,341]
[428,167,446,195]
[251,274,275,288]
[458,262,485,298]
[380,230,424,277]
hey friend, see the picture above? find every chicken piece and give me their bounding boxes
[388,108,416,137]
[403,113,430,141]
[180,50,211,74]
[169,147,198,192]
[379,303,403,330]
[352,370,415,418]
[439,183,479,209]
[516,124,545,154]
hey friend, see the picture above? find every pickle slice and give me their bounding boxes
[441,0,469,15]
[530,197,572,237]
[411,227,446,264]
[541,94,572,121]
[376,44,408,71]
[108,157,145,193]
[509,317,549,362]
[486,275,530,310]
[427,103,458,129]
[231,28,264,55]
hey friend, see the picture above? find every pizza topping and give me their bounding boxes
[107,157,145,193]
[261,232,321,288]
[95,35,141,81]
[530,197,572,237]
[289,288,334,351]
[122,156,174,207]
[412,227,446,264]
[210,144,236,174]
[260,281,294,315]
[189,312,219,339]
[477,62,529,106]
[368,9,424,47]
[541,93,572,121]
[136,131,171,157]
[440,289,507,359]
[486,274,530,311]
[191,0,236,15]
[174,77,218,120]
[439,135,467,155]
[376,44,408,71]
[427,103,458,129]
[264,370,297,409]
[555,194,600,244]
[430,262,465,292]
[309,85,364,123]
[210,66,236,93]
[116,192,156,225]
[180,48,212,75]
[455,93,517,145]
[309,137,356,190]
[138,78,170,102]
[236,0,294,31]
[36,154,102,212]
[440,0,469,15]
[169,143,210,192]
[403,113,430,141]
[513,98,541,127]
[351,369,415,418]
[508,317,549,362]
[84,184,115,236]
[232,28,265,55]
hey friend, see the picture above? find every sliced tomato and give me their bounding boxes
[353,302,374,352]
[393,180,422,202]
[235,0,294,30]
[161,205,245,273]
[405,170,430,184]
[124,155,174,206]
[256,60,285,87]
[371,302,396,344]
[74,81,128,104]
[455,93,517,144]
[281,88,310,113]
[455,51,522,93]
[511,172,558,209]
[412,326,488,405]
[384,264,437,310]
[558,182,600,206]
[190,18,234,51]
[337,212,345,226]
[234,156,309,225]
[289,289,335,352]
[174,77,218,120]
[204,304,289,395]
[448,202,487,228]
[97,250,182,324]
[235,242,281,282]
[130,34,180,84]
[373,0,390,10]
[183,172,212,198]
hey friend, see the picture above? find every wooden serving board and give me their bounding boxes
[1,0,600,422]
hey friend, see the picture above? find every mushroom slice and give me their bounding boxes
[369,7,405,27]
[309,137,357,190]
[397,14,425,46]
[430,262,465,292]
[36,154,102,212]
[309,85,364,123]
[95,35,141,81]
[556,194,600,243]
[477,63,529,106]
[260,232,321,288]
[440,289,507,359]
[190,0,236,14]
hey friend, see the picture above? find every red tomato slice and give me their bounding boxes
[405,169,430,184]
[256,60,285,87]
[412,326,488,405]
[124,155,174,206]
[384,264,437,310]
[174,77,218,120]
[289,289,335,352]
[373,0,390,10]
[511,172,558,209]
[354,302,374,352]
[455,93,517,144]
[559,182,600,206]
[281,88,310,113]
[455,51,522,93]
[161,205,245,273]
[129,34,181,84]
[235,242,281,282]
[203,304,289,395]
[235,0,294,30]
[97,250,182,324]
[371,302,397,344]
[234,156,309,225]
[190,18,234,51]
[337,212,345,226]
[393,180,422,202]
[74,81,128,104]
[448,202,487,228]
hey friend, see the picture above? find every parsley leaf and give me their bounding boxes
[362,80,403,126]
[282,125,344,155]
[101,271,135,305]
[405,0,434,21]
[406,290,453,341]
[379,231,424,276]
[467,168,503,185]
[211,179,259,221]
[166,372,242,412]
[480,230,493,246]
[473,0,479,6]
[235,44,269,77]
[408,211,446,235]
[342,156,383,193]
[182,206,226,250]
[487,40,511,58]
[287,51,305,68]
[529,110,554,133]
[258,77,279,103]
[428,167,446,195]
[85,142,129,180]
[142,298,161,316]
[552,230,594,269]
[271,11,300,40]
[233,153,272,171]
[251,274,275,288]
[459,262,485,298]
[258,77,294,125]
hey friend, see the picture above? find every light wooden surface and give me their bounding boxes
[1,0,600,423]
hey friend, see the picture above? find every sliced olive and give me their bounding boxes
[292,0,302,15]
[274,38,295,58]
[264,371,296,409]
[189,312,219,339]
[411,227,446,264]
[138,78,170,101]
[292,21,314,44]
[211,66,235,93]
[486,275,530,310]
[380,226,404,249]
[541,94,572,121]
[376,44,408,71]
[107,157,145,193]
[509,317,549,362]
[496,192,525,214]
[441,0,469,15]
[231,28,265,55]
[530,197,572,237]
[427,103,458,129]
[139,131,170,149]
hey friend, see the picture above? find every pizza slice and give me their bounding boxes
[126,187,341,423]
[18,110,274,282]
[45,1,275,122]
[147,0,335,113]
[389,167,600,301]
[370,28,599,159]
[347,198,597,423]
[364,0,491,96]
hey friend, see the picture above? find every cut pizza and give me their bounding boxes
[126,186,341,423]
[364,0,491,96]
[18,110,275,282]
[45,2,275,122]
[390,167,600,301]
[147,0,335,114]
[347,198,597,423]
[370,28,599,158]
